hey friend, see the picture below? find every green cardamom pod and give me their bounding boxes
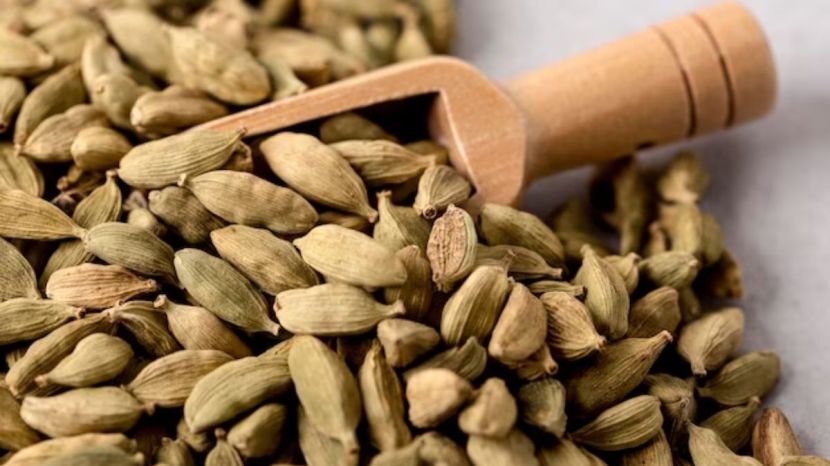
[384,245,433,321]
[753,408,802,466]
[571,395,663,451]
[101,8,173,80]
[415,431,471,466]
[639,251,701,289]
[413,165,471,219]
[403,337,487,382]
[626,286,681,338]
[657,151,709,203]
[70,126,132,172]
[154,296,252,359]
[517,377,567,438]
[155,438,194,466]
[227,403,286,458]
[0,384,39,451]
[176,418,212,454]
[604,253,640,294]
[319,112,396,144]
[0,143,43,196]
[0,29,55,78]
[127,350,232,409]
[780,456,830,466]
[489,284,547,365]
[476,244,563,281]
[688,424,763,466]
[427,205,477,291]
[104,301,181,358]
[84,222,177,283]
[358,342,411,451]
[537,438,606,466]
[541,291,605,361]
[36,334,133,388]
[466,429,538,466]
[0,189,85,240]
[131,86,229,137]
[148,187,225,244]
[528,280,586,299]
[205,430,243,466]
[374,191,431,252]
[297,405,359,466]
[458,377,517,438]
[37,446,143,466]
[406,368,472,429]
[0,299,82,346]
[0,77,26,134]
[573,245,630,339]
[698,351,781,406]
[0,237,39,301]
[14,64,85,148]
[701,397,761,451]
[331,139,435,187]
[620,430,673,466]
[677,307,745,376]
[46,264,158,309]
[22,104,108,163]
[645,373,697,447]
[376,318,440,368]
[480,203,564,266]
[440,264,511,346]
[3,433,136,466]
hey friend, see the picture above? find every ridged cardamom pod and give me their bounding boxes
[104,301,181,358]
[678,286,702,323]
[29,15,103,66]
[70,126,132,171]
[427,205,477,291]
[489,284,547,365]
[377,318,440,368]
[657,151,709,203]
[331,139,435,187]
[358,342,411,451]
[620,430,673,466]
[0,237,39,301]
[537,438,606,466]
[294,224,407,289]
[476,244,563,281]
[701,397,761,451]
[261,132,377,221]
[0,77,26,134]
[440,264,511,346]
[480,203,565,266]
[529,280,586,298]
[276,283,404,336]
[626,287,681,338]
[541,291,605,361]
[688,424,763,466]
[678,307,745,376]
[0,144,43,195]
[0,29,55,77]
[5,313,114,396]
[384,245,433,321]
[84,222,176,283]
[21,104,107,163]
[415,431,471,466]
[101,8,173,80]
[0,189,85,240]
[289,335,362,454]
[46,264,158,309]
[319,112,396,143]
[698,351,781,406]
[226,403,286,458]
[406,368,472,429]
[297,406,359,466]
[148,187,225,244]
[413,165,472,219]
[604,253,640,294]
[753,408,802,466]
[155,438,194,466]
[571,395,663,451]
[573,245,630,339]
[174,248,278,335]
[4,433,136,466]
[154,296,251,359]
[374,191,431,252]
[466,429,538,466]
[565,331,673,417]
[0,299,82,346]
[127,350,232,409]
[168,27,270,105]
[14,64,86,148]
[403,336,487,382]
[119,129,244,189]
[131,86,229,137]
[36,334,132,388]
[645,373,697,447]
[21,387,146,438]
[0,384,39,451]
[36,446,143,466]
[79,35,134,95]
[639,251,701,289]
[458,377,517,438]
[185,354,292,433]
[517,377,567,438]
[205,430,243,466]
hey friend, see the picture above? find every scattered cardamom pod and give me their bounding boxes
[404,336,487,382]
[541,291,606,361]
[440,264,511,346]
[36,445,143,466]
[0,143,43,196]
[529,280,586,298]
[688,423,763,466]
[428,205,478,291]
[626,286,681,338]
[639,251,701,289]
[0,383,39,451]
[0,299,83,346]
[374,191,431,251]
[376,318,440,368]
[332,139,435,186]
[604,253,640,294]
[320,112,396,143]
[413,165,472,219]
[46,264,158,309]
[489,283,547,365]
[466,429,538,466]
[0,237,39,301]
[458,377,517,438]
[677,307,745,376]
[384,245,434,321]
[103,301,181,358]
[155,438,194,466]
[84,222,176,283]
[127,350,233,409]
[407,368,472,429]
[358,342,411,451]
[36,333,132,388]
[205,430,243,466]
[571,395,663,451]
[537,438,606,466]
[0,29,55,77]
[70,126,132,172]
[701,397,761,451]
[3,433,136,466]
[30,15,103,66]
[0,189,86,240]
[480,205,564,270]
[131,86,229,137]
[573,245,630,339]
[657,151,709,204]
[698,351,781,406]
[0,77,26,134]
[476,244,563,281]
[148,186,225,244]
[645,373,697,447]
[620,429,673,466]
[753,407,802,466]
[297,405,358,466]
[14,64,86,149]
[227,403,286,458]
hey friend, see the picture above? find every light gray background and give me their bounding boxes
[455,0,830,455]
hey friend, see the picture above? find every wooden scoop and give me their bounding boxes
[202,1,776,208]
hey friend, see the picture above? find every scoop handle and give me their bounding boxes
[507,1,776,180]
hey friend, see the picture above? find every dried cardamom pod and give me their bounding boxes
[155,296,251,359]
[639,251,701,289]
[21,387,146,438]
[176,418,212,454]
[571,395,663,451]
[645,373,697,446]
[181,170,317,234]
[590,157,649,254]
[701,397,761,451]
[70,126,132,172]
[688,424,763,466]
[253,28,363,83]
[753,408,802,466]
[0,237,39,301]
[466,429,538,466]
[84,222,176,283]
[29,15,103,66]
[0,299,82,346]
[458,377,517,438]
[482,203,565,267]
[205,430,243,466]
[626,287,681,338]
[407,368,472,428]
[0,384,39,451]
[0,144,43,196]
[548,200,609,262]
[476,244,563,281]
[358,342,411,451]
[620,430,672,466]
[376,318,440,368]
[384,245,433,321]
[678,286,702,323]
[119,129,245,189]
[699,351,781,406]
[104,301,181,358]
[174,248,278,335]
[406,140,449,164]
[36,446,143,466]
[657,151,709,203]
[3,433,136,466]
[440,264,511,346]
[678,307,745,376]
[79,35,135,94]
[428,205,477,291]
[415,431,471,466]
[320,112,396,143]
[517,377,567,437]
[332,139,435,186]
[537,438,606,466]
[227,403,286,458]
[261,132,377,220]
[403,337,487,382]
[0,29,55,77]
[289,335,362,455]
[131,86,229,137]
[0,77,26,133]
[185,354,292,433]
[297,405,358,466]
[46,264,158,309]
[414,165,472,219]
[149,187,225,244]
[35,334,132,388]
[489,284,547,365]
[374,191,431,251]
[0,189,85,240]
[573,245,630,339]
[155,438,194,466]
[565,331,673,417]
[14,64,86,148]
[295,224,407,288]
[168,26,270,105]
[529,280,586,298]
[541,291,606,361]
[604,253,640,294]
[127,350,233,409]
[101,8,174,81]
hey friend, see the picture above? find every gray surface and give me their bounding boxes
[455,0,830,454]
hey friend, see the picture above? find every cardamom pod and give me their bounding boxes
[698,351,781,406]
[476,244,563,281]
[638,251,701,289]
[104,301,181,357]
[155,438,194,466]
[406,139,449,164]
[590,157,649,254]
[154,296,252,359]
[176,418,212,454]
[297,406,359,466]
[440,264,511,346]
[481,203,565,266]
[414,165,471,219]
[21,387,147,438]
[415,431,471,466]
[620,430,673,466]
[507,344,558,381]
[394,5,434,61]
[70,126,132,172]
[565,331,673,417]
[541,291,605,361]
[84,222,176,283]
[688,424,763,466]
[14,64,86,148]
[260,53,308,100]
[36,334,132,388]
[46,264,158,309]
[458,377,517,438]
[0,144,42,196]
[91,72,149,130]
[0,299,82,346]
[0,189,85,240]
[227,403,286,458]
[573,245,630,339]
[174,248,278,334]
[406,368,472,428]
[79,35,135,95]
[320,112,396,143]
[517,377,567,438]
[0,384,39,451]
[657,151,709,203]
[466,429,538,466]
[148,187,225,244]
[0,29,55,77]
[4,433,136,466]
[368,442,421,466]
[181,170,317,234]
[37,446,143,466]
[131,86,229,137]
[604,253,640,294]
[753,408,802,466]
[626,286,681,338]
[261,132,377,220]
[30,15,103,66]
[427,205,477,291]
[127,350,233,408]
[489,284,547,365]
[537,438,606,466]
[645,373,697,447]
[358,342,411,451]
[0,238,39,301]
[205,430,243,466]
[571,395,663,451]
[403,337,487,382]
[374,191,431,251]
[678,286,702,323]
[0,77,26,133]
[101,8,174,81]
[547,199,608,262]
[529,280,586,298]
[701,397,761,451]
[384,245,433,321]
[678,307,745,376]
[289,335,362,454]
[377,318,440,368]
[331,139,435,186]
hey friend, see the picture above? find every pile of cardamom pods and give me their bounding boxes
[0,1,827,466]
